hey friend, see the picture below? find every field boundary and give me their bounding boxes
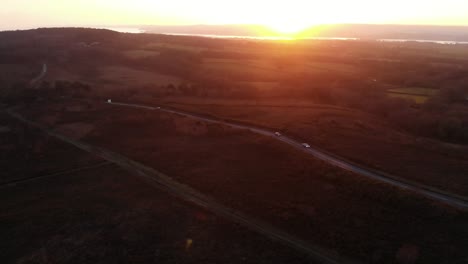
[387,91,429,96]
[0,161,112,188]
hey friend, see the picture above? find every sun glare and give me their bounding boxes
[268,22,310,35]
[255,4,320,37]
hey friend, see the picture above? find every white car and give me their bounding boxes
[302,143,311,148]
[107,99,112,103]
[274,132,281,137]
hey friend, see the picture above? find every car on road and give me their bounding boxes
[302,143,311,148]
[107,99,112,103]
[157,107,161,109]
[275,132,281,136]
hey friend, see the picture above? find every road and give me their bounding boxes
[6,109,349,264]
[30,63,47,87]
[107,101,468,210]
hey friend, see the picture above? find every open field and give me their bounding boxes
[144,42,208,52]
[99,67,180,86]
[200,59,283,81]
[388,93,429,104]
[387,87,438,96]
[2,28,468,264]
[43,66,82,83]
[153,102,468,197]
[0,111,316,264]
[17,100,468,263]
[42,64,182,99]
[0,64,37,81]
[199,58,361,81]
[305,61,360,74]
[0,112,101,184]
[435,44,468,58]
[241,81,279,90]
[97,66,181,87]
[2,165,314,264]
[123,49,161,59]
[386,87,438,103]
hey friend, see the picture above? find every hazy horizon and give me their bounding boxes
[2,0,468,34]
[4,23,468,43]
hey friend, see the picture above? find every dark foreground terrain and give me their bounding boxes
[0,112,315,264]
[1,28,468,264]
[9,99,468,264]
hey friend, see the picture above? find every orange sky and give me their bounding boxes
[1,0,468,32]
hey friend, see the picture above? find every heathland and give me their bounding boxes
[1,28,468,264]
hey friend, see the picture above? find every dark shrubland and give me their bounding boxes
[1,28,467,144]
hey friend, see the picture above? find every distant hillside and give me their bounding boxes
[303,24,468,41]
[142,24,468,41]
[142,24,277,37]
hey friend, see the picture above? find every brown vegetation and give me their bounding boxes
[0,112,314,264]
[2,28,468,263]
[18,101,468,263]
[159,102,468,196]
[0,113,100,184]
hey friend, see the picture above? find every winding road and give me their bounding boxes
[7,96,467,264]
[107,101,468,210]
[29,63,47,87]
[6,109,349,264]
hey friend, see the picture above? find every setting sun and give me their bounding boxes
[2,0,468,31]
[3,0,468,262]
[267,21,311,35]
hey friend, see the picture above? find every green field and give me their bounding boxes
[387,87,438,96]
[388,93,429,104]
[306,61,359,74]
[387,87,438,104]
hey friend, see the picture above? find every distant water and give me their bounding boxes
[164,33,361,41]
[101,27,145,33]
[306,37,358,41]
[96,29,468,44]
[163,33,468,44]
[377,38,468,45]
